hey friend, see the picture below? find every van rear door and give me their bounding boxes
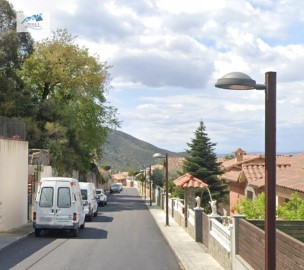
[37,181,56,225]
[37,180,73,226]
[54,182,73,225]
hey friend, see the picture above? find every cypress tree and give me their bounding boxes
[183,120,229,207]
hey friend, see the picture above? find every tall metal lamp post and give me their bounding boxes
[215,71,276,270]
[153,153,169,226]
[144,168,147,199]
[149,165,152,206]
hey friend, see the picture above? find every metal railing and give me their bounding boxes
[0,116,26,140]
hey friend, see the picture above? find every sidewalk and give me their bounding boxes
[0,222,34,251]
[0,202,224,270]
[146,201,224,270]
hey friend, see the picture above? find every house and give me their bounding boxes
[220,148,304,213]
[112,172,128,186]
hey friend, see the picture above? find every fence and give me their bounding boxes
[135,182,304,270]
[237,218,304,270]
[0,116,26,140]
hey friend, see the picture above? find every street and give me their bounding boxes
[0,188,181,270]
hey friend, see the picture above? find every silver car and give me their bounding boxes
[96,189,107,206]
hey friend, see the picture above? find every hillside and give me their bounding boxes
[99,129,183,172]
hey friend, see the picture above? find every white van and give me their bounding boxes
[79,182,98,221]
[33,177,85,237]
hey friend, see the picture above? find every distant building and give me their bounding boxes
[220,148,304,213]
[112,172,128,186]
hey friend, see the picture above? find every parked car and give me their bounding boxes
[116,182,123,191]
[96,189,107,206]
[79,182,98,221]
[110,184,121,193]
[33,177,85,237]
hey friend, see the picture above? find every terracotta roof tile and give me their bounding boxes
[242,164,265,188]
[221,170,241,182]
[276,153,304,192]
[241,159,303,191]
[220,155,264,170]
[173,173,208,188]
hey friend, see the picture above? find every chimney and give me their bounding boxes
[234,148,246,162]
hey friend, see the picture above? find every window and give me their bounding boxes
[247,191,253,201]
[39,187,53,207]
[81,189,88,200]
[58,187,71,208]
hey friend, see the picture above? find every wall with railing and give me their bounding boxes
[135,183,304,270]
[209,217,232,270]
[166,195,232,269]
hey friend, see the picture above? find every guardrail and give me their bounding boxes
[0,116,26,140]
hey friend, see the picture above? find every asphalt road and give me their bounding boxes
[0,188,182,270]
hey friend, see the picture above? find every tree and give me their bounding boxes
[224,154,234,161]
[277,193,304,220]
[182,120,229,207]
[151,168,164,188]
[234,192,265,219]
[0,0,34,117]
[234,192,304,220]
[20,29,119,175]
[128,169,137,177]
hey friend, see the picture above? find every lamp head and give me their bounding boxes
[215,72,265,90]
[153,153,165,159]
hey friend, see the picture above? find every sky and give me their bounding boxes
[9,0,304,154]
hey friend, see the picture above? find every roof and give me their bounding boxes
[112,172,128,180]
[241,164,265,188]
[220,155,264,170]
[276,153,304,193]
[173,173,208,188]
[221,170,241,183]
[222,153,304,192]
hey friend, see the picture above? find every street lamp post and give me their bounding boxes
[215,71,276,270]
[153,153,169,226]
[149,165,152,206]
[144,168,146,199]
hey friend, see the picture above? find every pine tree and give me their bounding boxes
[183,120,229,207]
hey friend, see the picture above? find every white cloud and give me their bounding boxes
[8,0,304,154]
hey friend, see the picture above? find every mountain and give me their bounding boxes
[99,129,184,173]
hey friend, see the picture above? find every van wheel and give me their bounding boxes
[35,229,41,237]
[72,228,79,237]
[80,221,85,229]
[94,210,98,217]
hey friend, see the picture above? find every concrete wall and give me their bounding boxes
[209,233,232,270]
[0,139,28,231]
